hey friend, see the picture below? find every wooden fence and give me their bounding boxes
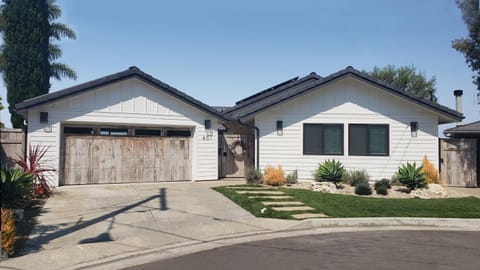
[0,128,25,169]
[440,138,478,187]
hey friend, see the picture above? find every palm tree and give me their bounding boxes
[47,0,77,80]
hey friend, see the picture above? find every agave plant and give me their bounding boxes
[315,159,345,187]
[16,145,55,197]
[397,162,426,191]
[1,167,34,208]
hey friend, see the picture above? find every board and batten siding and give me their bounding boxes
[26,77,218,186]
[254,76,439,180]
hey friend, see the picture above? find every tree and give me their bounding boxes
[0,0,76,128]
[366,65,438,102]
[0,96,5,128]
[453,0,480,98]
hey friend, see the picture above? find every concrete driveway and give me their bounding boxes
[1,180,295,270]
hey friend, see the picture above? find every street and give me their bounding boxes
[126,230,480,270]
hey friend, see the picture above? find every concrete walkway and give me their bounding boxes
[1,181,480,270]
[0,180,295,270]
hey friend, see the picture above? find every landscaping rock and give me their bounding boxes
[410,184,448,199]
[312,182,337,193]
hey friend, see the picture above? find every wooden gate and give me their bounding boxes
[440,138,477,187]
[219,134,254,178]
[62,136,191,185]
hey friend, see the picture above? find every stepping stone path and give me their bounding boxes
[236,191,284,195]
[261,201,304,206]
[230,186,327,219]
[292,213,328,219]
[248,196,293,199]
[272,206,315,211]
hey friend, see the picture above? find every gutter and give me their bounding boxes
[236,120,260,170]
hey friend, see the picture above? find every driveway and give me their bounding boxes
[1,180,295,270]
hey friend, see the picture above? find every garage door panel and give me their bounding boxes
[63,136,191,185]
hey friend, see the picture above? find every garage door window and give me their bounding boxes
[135,129,162,136]
[64,127,95,135]
[100,128,128,136]
[166,130,191,137]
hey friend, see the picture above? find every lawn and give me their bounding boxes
[213,186,480,219]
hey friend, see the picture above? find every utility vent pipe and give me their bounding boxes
[453,89,463,125]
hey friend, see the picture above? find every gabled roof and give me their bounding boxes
[226,66,463,124]
[444,121,480,137]
[15,66,228,121]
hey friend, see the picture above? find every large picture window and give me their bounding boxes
[303,124,343,155]
[349,124,389,156]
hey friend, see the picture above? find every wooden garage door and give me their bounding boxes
[62,136,191,185]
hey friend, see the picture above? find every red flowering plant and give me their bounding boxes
[16,145,56,197]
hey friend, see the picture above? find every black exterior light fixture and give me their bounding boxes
[276,120,283,136]
[204,119,211,130]
[40,112,48,124]
[410,121,418,137]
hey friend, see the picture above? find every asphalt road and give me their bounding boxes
[125,230,480,270]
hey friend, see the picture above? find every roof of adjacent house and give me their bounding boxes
[15,66,229,121]
[225,66,463,124]
[444,121,480,136]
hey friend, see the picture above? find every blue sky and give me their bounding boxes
[1,0,478,132]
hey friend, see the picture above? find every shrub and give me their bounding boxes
[355,182,372,195]
[397,162,426,190]
[343,170,369,186]
[422,155,442,185]
[1,208,16,256]
[390,174,401,186]
[376,178,391,189]
[374,180,390,195]
[16,145,55,197]
[285,170,298,185]
[375,184,388,195]
[263,165,285,186]
[1,167,34,209]
[246,168,263,185]
[315,159,345,188]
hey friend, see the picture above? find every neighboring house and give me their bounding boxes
[15,67,227,186]
[224,66,462,180]
[16,66,463,186]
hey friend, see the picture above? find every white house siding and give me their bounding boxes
[26,78,218,186]
[254,76,439,181]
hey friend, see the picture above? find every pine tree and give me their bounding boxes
[366,65,438,102]
[0,0,76,128]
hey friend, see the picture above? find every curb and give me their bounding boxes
[68,217,480,270]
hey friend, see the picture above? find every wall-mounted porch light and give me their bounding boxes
[276,120,283,136]
[40,112,48,124]
[410,121,418,137]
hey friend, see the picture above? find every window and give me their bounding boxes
[64,127,95,135]
[135,129,162,136]
[100,128,128,136]
[349,124,389,156]
[303,124,343,155]
[166,129,191,137]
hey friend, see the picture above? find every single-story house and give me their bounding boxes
[16,66,463,186]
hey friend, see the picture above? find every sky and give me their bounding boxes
[1,0,479,134]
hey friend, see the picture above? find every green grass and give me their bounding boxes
[213,186,480,219]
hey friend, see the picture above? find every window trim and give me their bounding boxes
[303,123,344,156]
[348,124,389,156]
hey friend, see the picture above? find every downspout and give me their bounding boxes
[237,120,260,170]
